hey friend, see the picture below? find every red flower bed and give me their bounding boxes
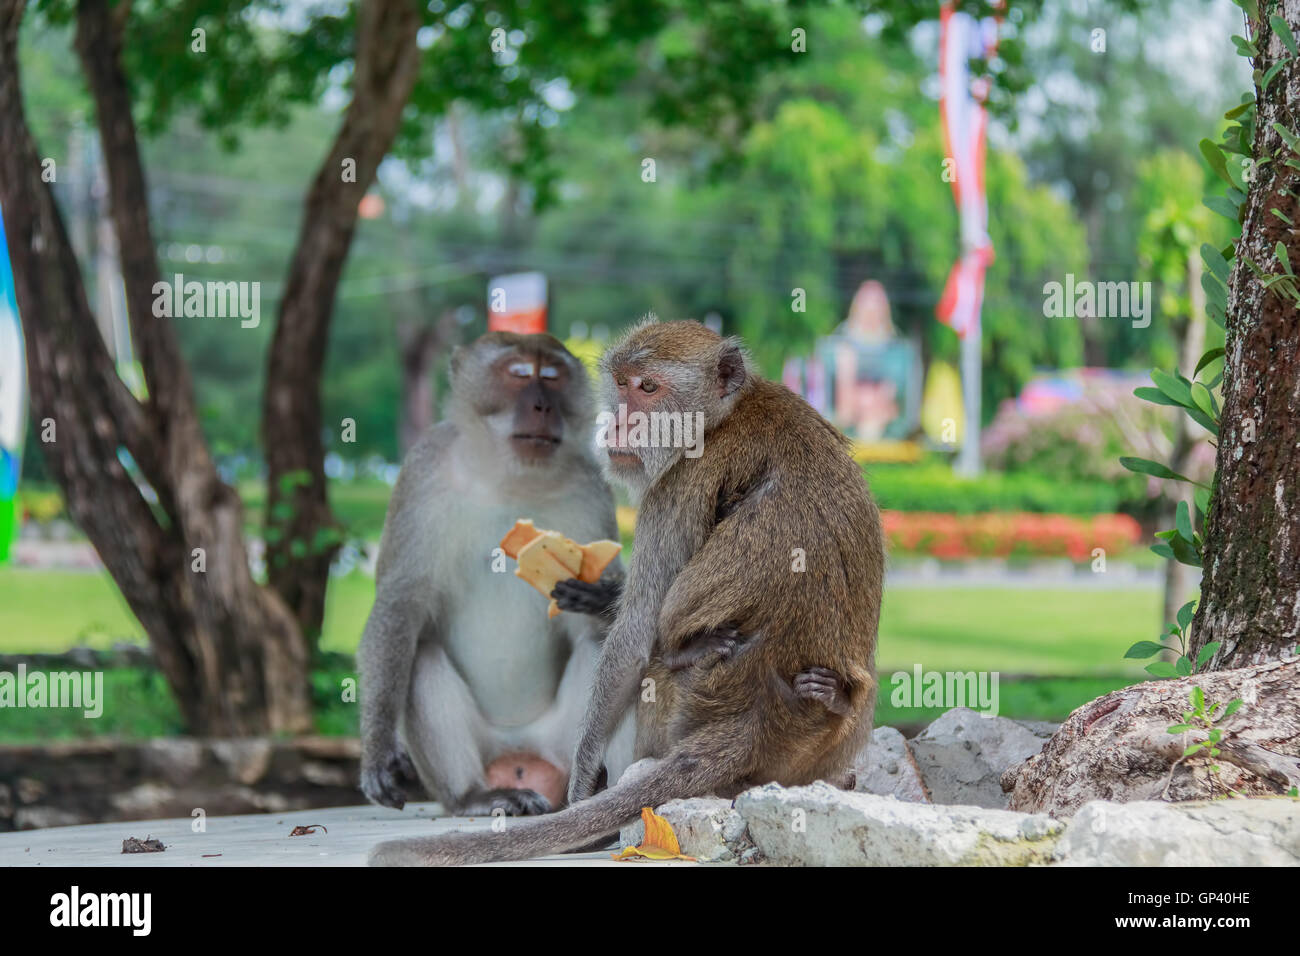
[881,511,1143,561]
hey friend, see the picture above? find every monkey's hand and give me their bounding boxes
[551,576,622,619]
[361,746,418,810]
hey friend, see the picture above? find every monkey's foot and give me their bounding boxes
[666,624,747,671]
[455,787,552,817]
[793,666,852,716]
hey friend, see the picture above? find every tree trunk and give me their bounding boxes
[0,0,311,734]
[261,0,421,646]
[1192,4,1300,668]
[397,310,458,456]
[1161,254,1206,628]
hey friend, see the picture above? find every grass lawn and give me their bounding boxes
[0,567,1161,739]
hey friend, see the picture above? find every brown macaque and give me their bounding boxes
[358,332,633,819]
[369,319,883,866]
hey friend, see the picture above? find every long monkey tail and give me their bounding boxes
[368,747,737,866]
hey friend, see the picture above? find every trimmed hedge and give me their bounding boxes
[865,463,1125,516]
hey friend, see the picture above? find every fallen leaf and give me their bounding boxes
[289,824,328,836]
[121,836,166,854]
[612,807,696,862]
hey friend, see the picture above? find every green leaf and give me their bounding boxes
[1191,684,1205,710]
[1203,194,1241,222]
[1271,15,1299,55]
[1176,502,1194,542]
[1175,655,1193,676]
[1183,402,1221,438]
[1196,641,1221,668]
[1225,99,1255,119]
[1146,660,1178,678]
[1167,724,1193,733]
[1170,535,1203,568]
[1232,34,1260,58]
[1134,386,1182,407]
[1206,301,1226,329]
[1195,347,1226,376]
[1120,457,1193,483]
[1274,121,1300,153]
[1273,207,1295,226]
[1125,640,1170,660]
[1263,58,1288,89]
[1278,241,1295,275]
[1200,138,1234,184]
[1150,542,1175,560]
[1194,486,1211,515]
[1151,368,1194,407]
[1201,271,1228,312]
[1202,243,1231,284]
[1184,743,1204,756]
[1177,600,1197,632]
[1208,727,1223,742]
[1190,382,1217,420]
[1223,698,1244,717]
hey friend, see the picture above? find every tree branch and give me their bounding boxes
[261,0,422,637]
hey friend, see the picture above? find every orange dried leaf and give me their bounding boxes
[611,807,696,862]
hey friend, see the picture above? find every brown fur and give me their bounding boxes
[369,320,883,865]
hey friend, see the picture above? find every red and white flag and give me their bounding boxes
[936,3,998,339]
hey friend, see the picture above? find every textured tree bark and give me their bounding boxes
[398,310,458,457]
[261,0,421,644]
[0,0,311,734]
[1161,255,1205,629]
[1003,660,1300,815]
[1192,4,1300,668]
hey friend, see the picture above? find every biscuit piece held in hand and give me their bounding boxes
[499,518,621,618]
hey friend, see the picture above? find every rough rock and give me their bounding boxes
[619,797,752,862]
[1004,659,1300,815]
[850,726,930,803]
[1059,798,1300,865]
[735,781,1064,866]
[909,707,1052,808]
[211,740,274,785]
[141,739,205,787]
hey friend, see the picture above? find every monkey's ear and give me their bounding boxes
[717,340,747,398]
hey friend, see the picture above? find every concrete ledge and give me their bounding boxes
[0,802,670,867]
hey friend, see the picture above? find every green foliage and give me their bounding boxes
[982,375,1205,517]
[1125,599,1220,678]
[1167,685,1242,771]
[867,461,1126,515]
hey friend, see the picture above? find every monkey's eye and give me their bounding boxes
[539,365,559,380]
[614,374,628,388]
[508,362,535,378]
[640,380,659,394]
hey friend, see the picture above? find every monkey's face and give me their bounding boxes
[598,360,689,493]
[597,320,752,495]
[493,349,573,464]
[451,333,592,470]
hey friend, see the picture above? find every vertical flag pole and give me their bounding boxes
[956,318,981,476]
[937,3,998,477]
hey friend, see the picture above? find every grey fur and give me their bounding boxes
[357,334,632,815]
